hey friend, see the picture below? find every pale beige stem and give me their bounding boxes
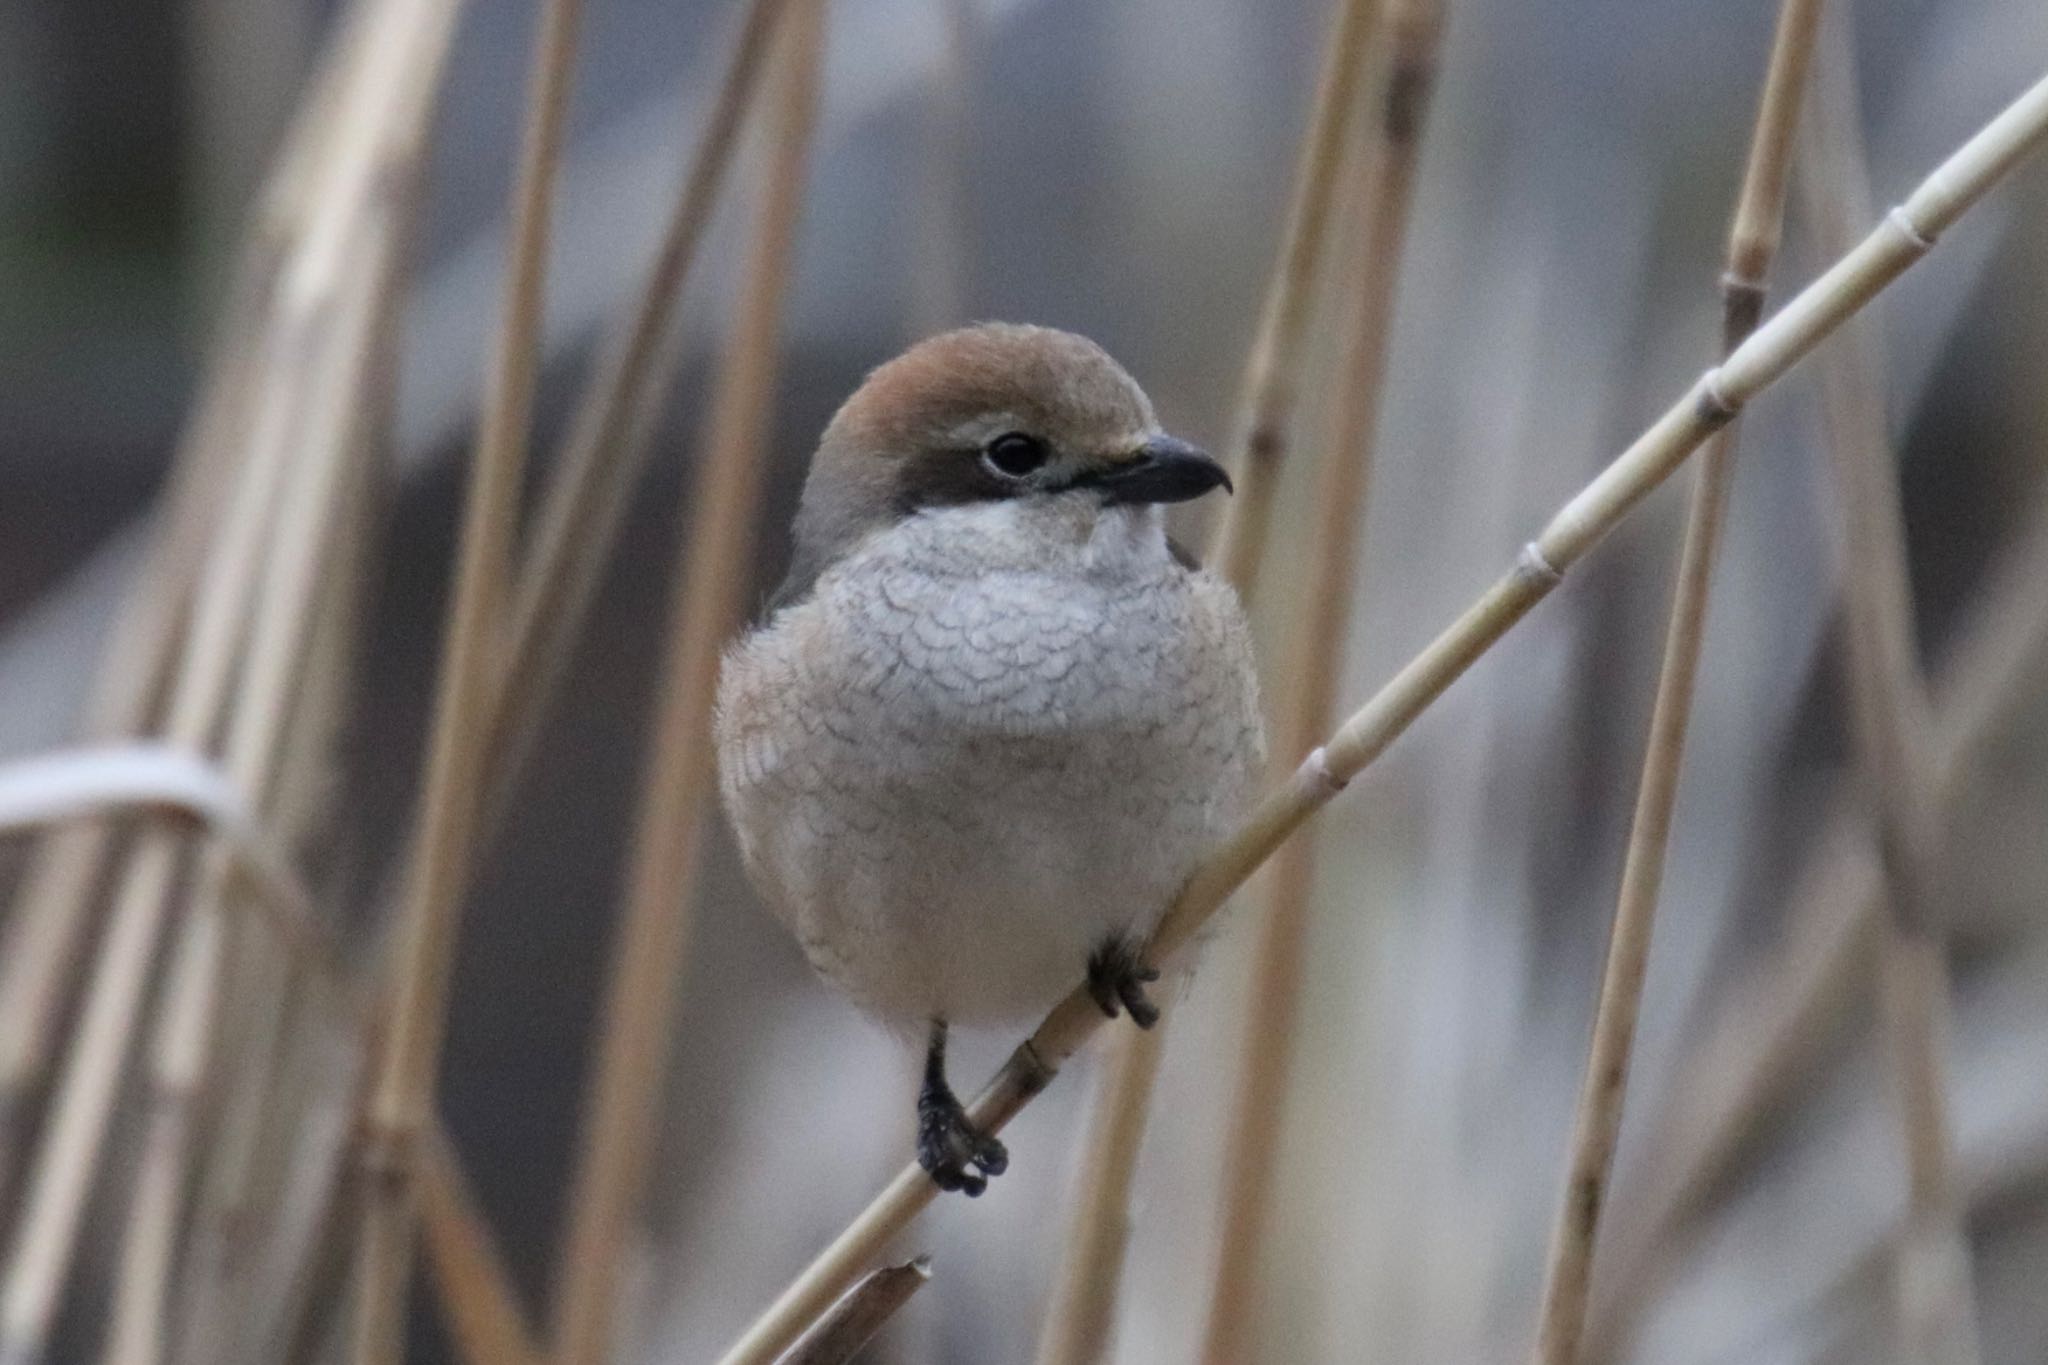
[782,1259,932,1365]
[350,0,581,1358]
[908,0,976,338]
[713,67,2048,1365]
[1528,4,1823,1362]
[547,6,827,1362]
[1211,0,1385,590]
[1201,4,1443,1358]
[1803,14,1981,1357]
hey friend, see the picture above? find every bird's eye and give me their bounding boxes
[982,432,1050,478]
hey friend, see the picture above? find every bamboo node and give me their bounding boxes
[1516,541,1563,588]
[1887,203,1936,252]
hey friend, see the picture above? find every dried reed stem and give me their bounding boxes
[782,1259,932,1365]
[484,0,795,827]
[420,1125,544,1365]
[350,0,582,1358]
[104,194,401,1365]
[713,67,2048,1365]
[1211,0,1384,591]
[1803,17,1981,1357]
[1201,5,1443,1358]
[0,328,302,1363]
[1034,9,1385,1355]
[1527,4,1822,1361]
[547,6,826,1362]
[1581,497,2048,1365]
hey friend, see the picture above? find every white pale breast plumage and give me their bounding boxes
[715,498,1263,1028]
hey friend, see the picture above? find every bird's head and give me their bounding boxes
[781,323,1228,599]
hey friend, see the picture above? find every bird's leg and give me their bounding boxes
[916,1019,1008,1196]
[1087,935,1162,1029]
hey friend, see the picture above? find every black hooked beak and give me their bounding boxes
[1087,435,1233,506]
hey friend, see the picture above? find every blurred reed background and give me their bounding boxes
[3,0,2048,1362]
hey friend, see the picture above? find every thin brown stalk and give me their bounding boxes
[1528,3,1823,1361]
[714,63,2048,1365]
[1582,498,2048,1365]
[351,0,582,1358]
[1803,15,1981,1357]
[420,1125,545,1365]
[547,5,827,1362]
[1201,3,1443,1357]
[781,1259,932,1365]
[1034,10,1385,1356]
[482,0,796,829]
[1210,0,1385,591]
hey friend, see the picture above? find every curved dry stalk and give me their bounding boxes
[1527,4,1823,1361]
[350,1,583,1358]
[1200,3,1443,1358]
[715,65,2048,1365]
[783,1258,933,1365]
[0,318,305,1362]
[1802,14,1981,1358]
[1211,0,1386,591]
[0,0,379,1189]
[483,0,797,829]
[547,5,827,1362]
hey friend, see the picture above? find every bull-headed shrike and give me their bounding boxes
[717,323,1263,1194]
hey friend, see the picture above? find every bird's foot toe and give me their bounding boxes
[917,1095,1008,1196]
[1088,937,1163,1029]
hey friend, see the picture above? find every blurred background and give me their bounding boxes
[4,0,2048,1361]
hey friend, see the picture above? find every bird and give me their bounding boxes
[715,323,1264,1195]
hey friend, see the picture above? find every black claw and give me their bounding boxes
[1088,937,1162,1029]
[918,1019,1008,1196]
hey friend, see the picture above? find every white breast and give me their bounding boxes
[716,498,1263,1027]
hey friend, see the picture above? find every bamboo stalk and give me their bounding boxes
[1527,5,1823,1362]
[1199,5,1443,1359]
[1581,498,2048,1365]
[350,0,583,1358]
[1210,0,1385,592]
[547,6,827,1361]
[1033,8,1380,1357]
[712,67,2048,1365]
[481,0,796,832]
[781,1259,932,1365]
[1802,15,1981,1358]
